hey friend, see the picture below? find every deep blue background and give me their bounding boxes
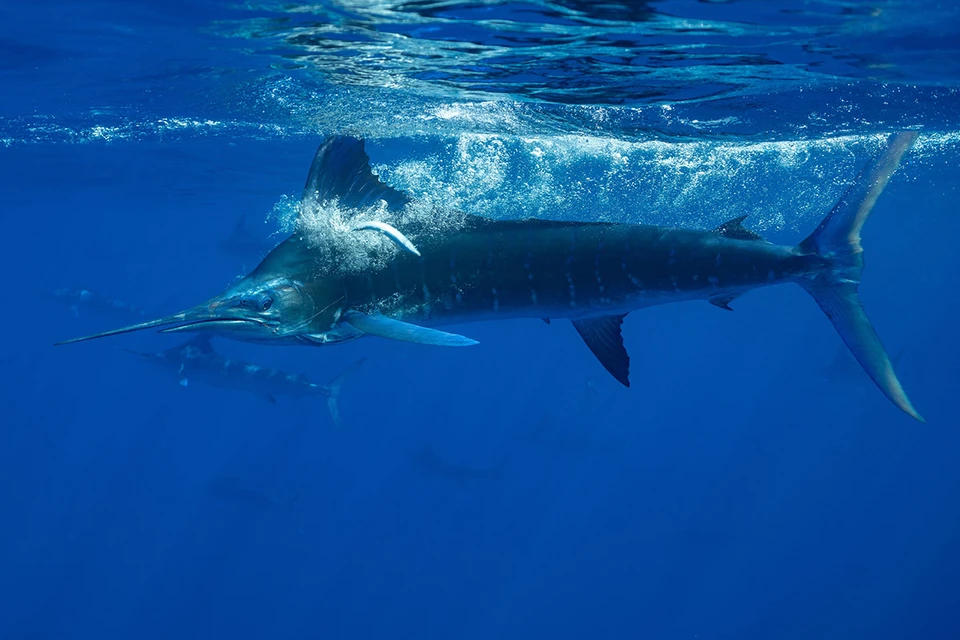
[2,2,960,639]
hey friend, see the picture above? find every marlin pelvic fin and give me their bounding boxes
[799,131,922,422]
[571,314,630,387]
[302,136,410,213]
[713,215,763,241]
[342,311,479,347]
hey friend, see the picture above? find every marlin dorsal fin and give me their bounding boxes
[713,215,763,241]
[302,136,410,214]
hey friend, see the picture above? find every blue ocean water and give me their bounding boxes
[2,1,959,638]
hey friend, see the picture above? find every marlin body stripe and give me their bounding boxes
[58,133,923,421]
[342,217,806,326]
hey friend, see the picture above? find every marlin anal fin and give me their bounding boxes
[353,221,422,257]
[799,131,922,422]
[713,215,763,241]
[571,314,630,387]
[301,136,410,214]
[709,294,739,311]
[342,311,479,347]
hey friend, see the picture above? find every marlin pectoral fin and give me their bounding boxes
[342,311,479,347]
[571,315,630,387]
[353,221,421,257]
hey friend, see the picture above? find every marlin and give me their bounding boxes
[58,132,924,421]
[121,335,363,426]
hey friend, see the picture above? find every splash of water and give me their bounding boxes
[253,129,947,261]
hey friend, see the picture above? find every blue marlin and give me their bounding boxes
[57,132,923,421]
[121,335,363,426]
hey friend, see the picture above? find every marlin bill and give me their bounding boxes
[57,132,924,421]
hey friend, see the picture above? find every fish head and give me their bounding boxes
[54,275,324,346]
[56,135,409,349]
[159,276,319,341]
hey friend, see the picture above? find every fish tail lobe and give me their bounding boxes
[798,132,923,422]
[322,358,366,427]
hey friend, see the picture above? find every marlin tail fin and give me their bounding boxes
[798,131,922,422]
[323,358,366,427]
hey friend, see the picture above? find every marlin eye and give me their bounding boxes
[260,297,273,311]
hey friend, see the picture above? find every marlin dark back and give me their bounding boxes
[58,133,923,421]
